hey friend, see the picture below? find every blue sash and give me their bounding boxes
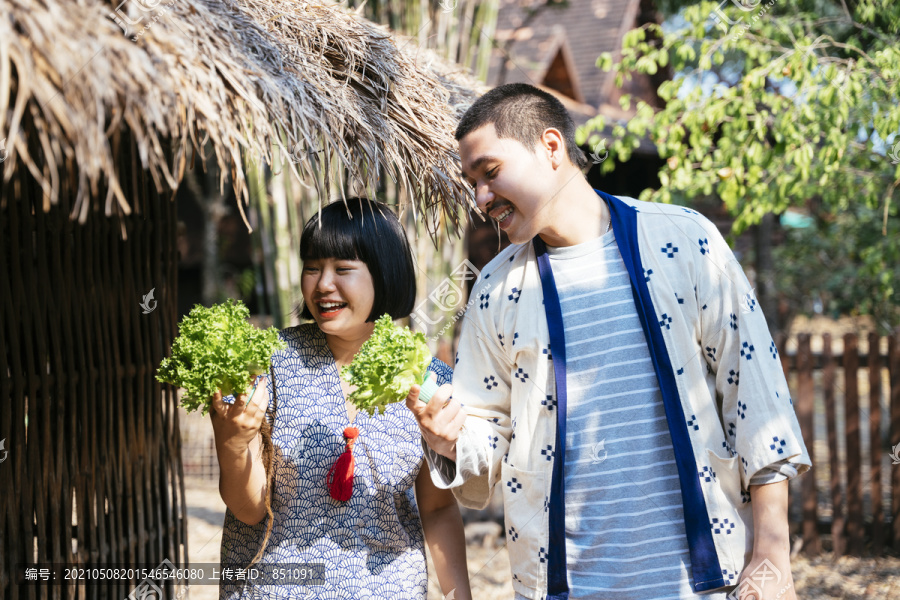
[532,236,569,600]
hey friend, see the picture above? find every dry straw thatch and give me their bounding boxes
[0,0,486,234]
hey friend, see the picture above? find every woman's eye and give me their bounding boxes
[486,167,498,179]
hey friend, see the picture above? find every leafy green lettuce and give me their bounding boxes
[157,299,286,414]
[341,314,432,416]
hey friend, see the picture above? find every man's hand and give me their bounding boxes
[405,378,467,461]
[732,553,796,600]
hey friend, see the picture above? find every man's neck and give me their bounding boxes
[538,179,609,247]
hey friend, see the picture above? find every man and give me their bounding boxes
[406,83,810,600]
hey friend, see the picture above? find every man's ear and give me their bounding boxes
[540,128,566,167]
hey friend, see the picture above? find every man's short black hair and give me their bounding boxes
[455,83,589,170]
[297,198,416,322]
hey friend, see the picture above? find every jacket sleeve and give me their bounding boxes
[695,219,811,490]
[423,277,514,509]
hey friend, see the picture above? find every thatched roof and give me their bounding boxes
[0,0,486,234]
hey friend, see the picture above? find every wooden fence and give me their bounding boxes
[777,331,900,556]
[173,327,900,559]
[1,129,186,599]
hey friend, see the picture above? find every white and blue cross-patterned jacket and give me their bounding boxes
[425,192,812,600]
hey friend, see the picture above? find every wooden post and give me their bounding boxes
[775,331,790,379]
[845,333,863,554]
[797,333,819,554]
[890,330,900,550]
[823,334,844,557]
[869,332,884,553]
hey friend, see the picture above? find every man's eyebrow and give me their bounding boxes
[461,155,498,179]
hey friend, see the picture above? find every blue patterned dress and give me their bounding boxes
[219,323,452,600]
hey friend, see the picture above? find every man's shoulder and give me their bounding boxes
[620,196,710,224]
[614,195,722,243]
[472,242,531,290]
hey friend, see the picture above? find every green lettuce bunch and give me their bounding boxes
[157,299,286,414]
[341,314,432,416]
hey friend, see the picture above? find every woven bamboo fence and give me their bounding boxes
[0,129,186,600]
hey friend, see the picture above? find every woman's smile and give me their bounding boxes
[316,300,348,318]
[301,258,376,345]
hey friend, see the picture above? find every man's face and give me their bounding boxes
[458,124,557,245]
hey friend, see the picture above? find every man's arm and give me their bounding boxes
[406,277,516,508]
[694,214,811,485]
[736,480,797,600]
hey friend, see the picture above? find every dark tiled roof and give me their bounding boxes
[488,0,641,108]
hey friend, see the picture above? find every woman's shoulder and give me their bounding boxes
[270,323,333,375]
[278,323,325,353]
[280,321,321,340]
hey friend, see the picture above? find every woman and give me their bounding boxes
[211,198,471,600]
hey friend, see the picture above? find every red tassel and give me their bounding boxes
[326,427,359,501]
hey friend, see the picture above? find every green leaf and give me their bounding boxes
[156,299,287,414]
[340,315,433,416]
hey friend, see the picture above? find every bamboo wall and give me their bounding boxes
[0,129,186,600]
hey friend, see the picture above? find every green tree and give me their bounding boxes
[773,204,900,330]
[579,0,900,331]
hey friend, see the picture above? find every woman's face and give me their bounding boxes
[301,257,376,341]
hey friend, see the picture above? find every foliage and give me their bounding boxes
[157,299,286,414]
[579,0,900,330]
[341,315,433,416]
[773,205,900,329]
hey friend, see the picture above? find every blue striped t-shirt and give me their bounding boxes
[543,231,727,600]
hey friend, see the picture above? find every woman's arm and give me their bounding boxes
[210,377,270,525]
[415,467,472,600]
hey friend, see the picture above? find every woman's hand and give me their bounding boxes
[210,373,271,525]
[209,374,270,453]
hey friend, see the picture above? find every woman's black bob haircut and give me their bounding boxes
[297,198,416,322]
